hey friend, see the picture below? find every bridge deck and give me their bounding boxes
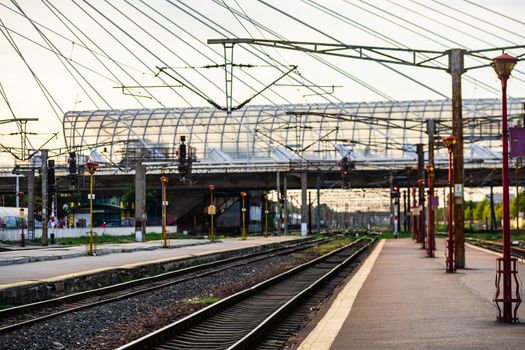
[297,238,525,350]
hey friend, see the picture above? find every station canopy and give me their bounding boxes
[63,97,525,171]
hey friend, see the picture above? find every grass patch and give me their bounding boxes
[183,296,219,305]
[380,232,412,239]
[317,237,355,255]
[0,304,13,310]
[466,232,525,241]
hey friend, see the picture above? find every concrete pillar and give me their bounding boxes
[41,150,48,245]
[135,162,146,241]
[301,172,308,236]
[27,168,35,240]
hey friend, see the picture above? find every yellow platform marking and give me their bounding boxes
[297,239,385,350]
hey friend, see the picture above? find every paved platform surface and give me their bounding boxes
[299,238,525,350]
[0,238,209,265]
[0,236,300,289]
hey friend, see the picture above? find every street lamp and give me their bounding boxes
[86,161,98,256]
[443,135,456,273]
[425,163,435,258]
[492,53,521,323]
[160,175,169,248]
[209,185,216,242]
[240,191,247,240]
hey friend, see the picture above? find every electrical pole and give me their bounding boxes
[41,150,48,246]
[448,49,466,269]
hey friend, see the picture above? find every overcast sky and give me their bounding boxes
[0,0,524,165]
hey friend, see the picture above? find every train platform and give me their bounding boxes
[0,236,301,290]
[297,238,525,350]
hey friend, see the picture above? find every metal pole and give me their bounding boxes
[308,191,312,235]
[301,172,308,236]
[41,150,48,246]
[241,192,247,240]
[449,49,466,269]
[500,75,513,321]
[276,171,281,235]
[403,190,407,233]
[417,144,425,248]
[15,174,19,208]
[516,159,520,231]
[264,194,268,237]
[283,175,288,235]
[447,148,455,273]
[161,180,167,247]
[208,184,215,242]
[426,165,435,257]
[89,172,94,255]
[28,168,35,240]
[316,175,321,234]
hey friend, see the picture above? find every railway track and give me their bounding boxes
[466,237,525,260]
[0,238,325,334]
[116,237,376,350]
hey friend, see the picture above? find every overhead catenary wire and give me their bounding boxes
[12,0,112,110]
[0,2,150,77]
[42,0,148,109]
[0,18,64,123]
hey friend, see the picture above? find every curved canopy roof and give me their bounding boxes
[63,98,525,169]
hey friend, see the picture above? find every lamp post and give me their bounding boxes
[240,191,247,240]
[264,193,269,237]
[425,164,435,258]
[209,185,215,242]
[443,136,456,273]
[160,175,169,248]
[86,161,98,256]
[492,53,521,323]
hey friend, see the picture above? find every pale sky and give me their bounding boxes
[0,0,524,165]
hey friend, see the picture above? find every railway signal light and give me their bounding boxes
[47,159,56,194]
[339,157,352,189]
[391,184,400,198]
[178,136,188,181]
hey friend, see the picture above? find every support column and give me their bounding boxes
[283,175,288,235]
[135,162,146,241]
[27,168,35,240]
[301,172,308,236]
[449,48,466,268]
[41,150,48,245]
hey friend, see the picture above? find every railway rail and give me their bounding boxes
[116,237,376,350]
[466,237,525,260]
[0,238,325,334]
